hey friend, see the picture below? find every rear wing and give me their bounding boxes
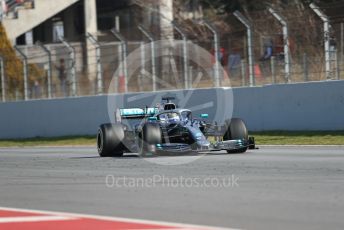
[115,107,159,121]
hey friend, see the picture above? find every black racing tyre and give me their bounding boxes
[224,118,248,154]
[139,123,162,157]
[97,123,125,157]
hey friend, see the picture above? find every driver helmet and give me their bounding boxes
[168,113,180,122]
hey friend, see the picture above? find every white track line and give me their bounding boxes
[0,206,241,230]
[0,215,77,223]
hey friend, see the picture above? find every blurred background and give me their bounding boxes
[0,0,343,101]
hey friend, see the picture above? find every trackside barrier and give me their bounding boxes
[0,80,343,138]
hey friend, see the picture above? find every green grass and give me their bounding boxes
[0,131,343,147]
[252,131,344,145]
[0,136,95,147]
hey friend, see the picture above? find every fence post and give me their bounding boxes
[270,56,276,84]
[14,46,29,100]
[172,21,189,89]
[188,66,193,89]
[203,21,221,87]
[59,38,77,97]
[86,33,103,95]
[139,41,145,92]
[269,8,291,83]
[341,22,344,78]
[0,56,5,102]
[111,29,128,93]
[115,44,122,93]
[138,25,157,92]
[241,59,247,86]
[310,3,331,80]
[336,51,340,80]
[36,42,52,99]
[303,53,309,82]
[234,11,255,87]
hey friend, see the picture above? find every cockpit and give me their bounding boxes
[157,112,181,122]
[157,110,192,123]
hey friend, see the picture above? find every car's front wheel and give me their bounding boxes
[138,123,162,157]
[97,123,125,157]
[224,118,248,154]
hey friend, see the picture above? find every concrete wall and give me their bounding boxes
[0,81,343,139]
[232,80,344,131]
[3,0,80,43]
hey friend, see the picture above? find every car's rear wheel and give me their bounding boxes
[139,123,162,157]
[97,123,125,157]
[224,118,248,154]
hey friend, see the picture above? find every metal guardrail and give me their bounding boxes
[4,39,340,102]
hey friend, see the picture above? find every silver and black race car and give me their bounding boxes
[97,97,255,157]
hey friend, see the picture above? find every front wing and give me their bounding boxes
[155,139,255,153]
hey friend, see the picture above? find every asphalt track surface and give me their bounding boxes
[0,146,343,230]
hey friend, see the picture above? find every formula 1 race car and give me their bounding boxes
[97,97,255,157]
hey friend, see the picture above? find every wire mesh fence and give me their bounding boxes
[0,31,343,102]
